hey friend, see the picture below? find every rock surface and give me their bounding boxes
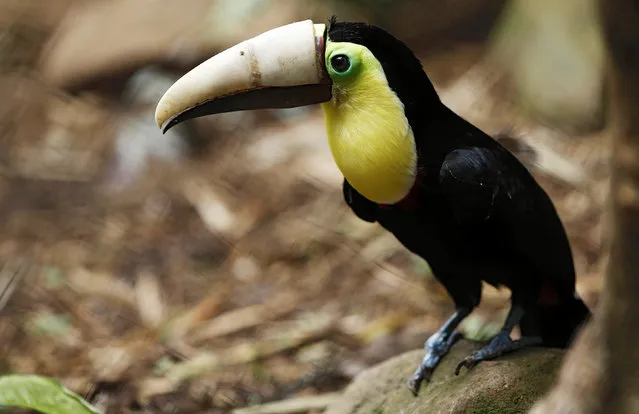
[326,340,563,414]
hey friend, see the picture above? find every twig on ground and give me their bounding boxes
[231,393,341,414]
[138,312,337,403]
[189,289,301,343]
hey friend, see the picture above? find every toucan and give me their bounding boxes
[154,17,591,395]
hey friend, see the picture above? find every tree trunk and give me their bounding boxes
[530,0,639,412]
[597,0,639,410]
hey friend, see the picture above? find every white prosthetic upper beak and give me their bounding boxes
[155,20,331,133]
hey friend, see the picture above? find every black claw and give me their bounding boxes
[454,334,543,376]
[407,365,432,396]
[407,331,465,395]
[406,308,472,396]
[454,357,478,375]
[407,376,421,396]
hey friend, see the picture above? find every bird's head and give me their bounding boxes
[155,17,441,204]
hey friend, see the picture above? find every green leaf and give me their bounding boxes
[0,375,102,414]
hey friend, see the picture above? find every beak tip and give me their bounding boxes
[160,119,173,134]
[155,106,171,134]
[159,112,181,134]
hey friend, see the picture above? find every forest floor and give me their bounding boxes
[0,1,607,413]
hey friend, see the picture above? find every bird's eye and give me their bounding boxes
[330,54,351,73]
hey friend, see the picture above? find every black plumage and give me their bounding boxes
[330,18,591,393]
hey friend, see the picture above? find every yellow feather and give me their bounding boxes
[321,42,417,204]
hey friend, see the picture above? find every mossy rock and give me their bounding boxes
[326,340,563,414]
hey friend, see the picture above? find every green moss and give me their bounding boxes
[325,340,564,414]
[448,349,561,414]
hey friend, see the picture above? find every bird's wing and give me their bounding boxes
[439,146,576,289]
[438,146,523,226]
[343,179,378,223]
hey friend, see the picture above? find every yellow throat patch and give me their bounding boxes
[321,41,417,205]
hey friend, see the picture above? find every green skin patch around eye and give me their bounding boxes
[327,49,361,81]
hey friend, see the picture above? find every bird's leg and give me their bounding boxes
[454,304,542,375]
[407,307,471,395]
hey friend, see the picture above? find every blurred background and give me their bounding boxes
[0,0,608,412]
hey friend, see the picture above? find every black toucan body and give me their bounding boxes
[154,17,591,394]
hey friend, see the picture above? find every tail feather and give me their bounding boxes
[523,294,591,348]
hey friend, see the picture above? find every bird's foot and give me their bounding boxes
[407,331,463,396]
[454,332,542,375]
